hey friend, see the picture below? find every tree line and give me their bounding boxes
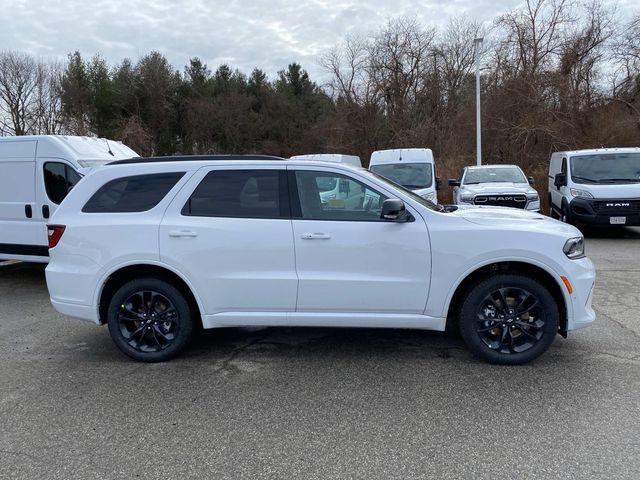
[1,0,639,196]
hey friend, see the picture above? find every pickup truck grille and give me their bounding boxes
[592,200,640,214]
[473,194,527,209]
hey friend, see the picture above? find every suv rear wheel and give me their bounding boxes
[107,278,193,362]
[459,274,559,365]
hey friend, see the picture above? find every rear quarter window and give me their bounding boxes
[82,172,185,213]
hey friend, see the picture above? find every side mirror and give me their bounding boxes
[554,173,566,189]
[381,199,410,223]
[527,176,535,185]
[436,177,442,191]
[448,179,461,187]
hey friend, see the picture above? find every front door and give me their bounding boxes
[290,167,431,314]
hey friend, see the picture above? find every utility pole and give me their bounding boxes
[474,37,483,166]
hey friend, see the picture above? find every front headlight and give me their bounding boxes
[421,192,435,202]
[526,192,539,201]
[570,188,593,199]
[563,237,585,259]
[460,194,474,203]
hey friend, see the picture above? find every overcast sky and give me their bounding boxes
[1,0,636,80]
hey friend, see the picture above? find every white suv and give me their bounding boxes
[449,165,540,211]
[46,155,596,364]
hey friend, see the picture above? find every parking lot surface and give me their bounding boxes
[1,228,640,479]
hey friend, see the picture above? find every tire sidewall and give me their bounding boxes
[459,274,559,365]
[107,278,193,362]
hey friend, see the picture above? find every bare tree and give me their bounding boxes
[0,51,39,135]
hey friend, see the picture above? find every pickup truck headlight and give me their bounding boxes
[563,237,585,259]
[570,188,593,199]
[526,192,539,201]
[460,194,474,203]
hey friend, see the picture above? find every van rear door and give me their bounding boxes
[0,140,47,259]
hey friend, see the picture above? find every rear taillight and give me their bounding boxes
[47,225,66,248]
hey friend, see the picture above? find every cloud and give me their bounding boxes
[0,0,632,81]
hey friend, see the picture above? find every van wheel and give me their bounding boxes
[107,278,193,362]
[548,196,558,219]
[459,274,559,365]
[560,204,572,225]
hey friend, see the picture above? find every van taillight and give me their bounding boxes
[47,225,66,248]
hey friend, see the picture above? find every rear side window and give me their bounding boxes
[182,169,288,219]
[82,172,185,213]
[44,162,82,204]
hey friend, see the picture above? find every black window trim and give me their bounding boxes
[181,169,291,220]
[288,168,394,223]
[81,171,186,214]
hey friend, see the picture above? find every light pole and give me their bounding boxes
[474,37,483,166]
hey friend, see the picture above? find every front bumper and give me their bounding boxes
[569,197,640,226]
[564,256,596,331]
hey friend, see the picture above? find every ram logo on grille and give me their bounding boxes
[605,203,630,207]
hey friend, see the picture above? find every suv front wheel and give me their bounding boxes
[459,274,559,365]
[107,278,193,362]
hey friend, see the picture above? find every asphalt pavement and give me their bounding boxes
[1,228,639,479]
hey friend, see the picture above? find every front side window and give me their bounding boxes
[369,163,433,189]
[183,169,288,219]
[570,153,640,184]
[82,172,184,213]
[294,170,387,221]
[44,162,82,204]
[463,167,526,185]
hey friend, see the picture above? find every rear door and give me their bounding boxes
[290,166,431,316]
[0,140,45,259]
[159,166,297,320]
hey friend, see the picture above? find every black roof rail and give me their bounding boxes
[108,154,286,165]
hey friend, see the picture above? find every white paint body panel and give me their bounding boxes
[45,159,595,336]
[0,135,138,263]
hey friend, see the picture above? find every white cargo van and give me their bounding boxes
[0,135,138,263]
[290,154,364,207]
[369,148,440,203]
[289,154,362,167]
[548,148,640,227]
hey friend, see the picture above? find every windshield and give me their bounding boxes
[463,167,526,185]
[369,163,433,189]
[570,153,640,184]
[76,159,115,168]
[362,170,443,212]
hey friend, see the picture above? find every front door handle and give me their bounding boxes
[168,230,198,238]
[301,233,331,240]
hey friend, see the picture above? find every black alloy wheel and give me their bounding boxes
[107,278,193,362]
[459,274,559,364]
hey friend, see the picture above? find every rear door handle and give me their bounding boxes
[169,230,198,238]
[301,233,331,240]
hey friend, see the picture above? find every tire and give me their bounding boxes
[548,196,558,219]
[107,278,193,362]
[560,203,572,225]
[458,274,559,365]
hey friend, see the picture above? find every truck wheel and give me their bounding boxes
[107,278,193,362]
[459,274,559,365]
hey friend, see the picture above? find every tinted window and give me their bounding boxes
[44,162,82,204]
[294,170,387,221]
[369,163,433,189]
[82,172,184,213]
[183,170,288,218]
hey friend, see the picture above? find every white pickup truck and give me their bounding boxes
[449,165,540,211]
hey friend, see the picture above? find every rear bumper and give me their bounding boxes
[50,299,99,324]
[570,197,640,226]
